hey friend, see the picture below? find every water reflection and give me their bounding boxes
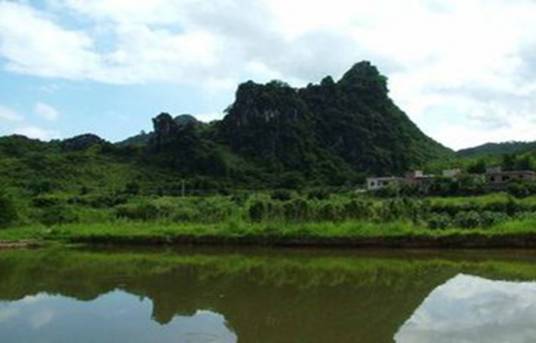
[395,274,536,343]
[0,291,236,343]
[0,248,536,342]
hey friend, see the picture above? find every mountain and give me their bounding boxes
[458,141,536,158]
[0,61,453,191]
[218,61,452,176]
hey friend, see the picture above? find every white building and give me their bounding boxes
[366,177,404,191]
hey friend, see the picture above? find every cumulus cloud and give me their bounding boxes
[34,102,60,121]
[14,126,60,141]
[395,274,536,343]
[1,0,536,147]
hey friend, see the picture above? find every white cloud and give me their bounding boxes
[2,0,536,147]
[34,102,59,121]
[0,105,23,122]
[14,126,60,141]
[395,274,536,343]
[0,2,101,80]
[0,307,20,323]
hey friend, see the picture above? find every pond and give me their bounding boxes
[0,247,536,342]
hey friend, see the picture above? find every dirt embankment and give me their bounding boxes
[66,233,536,249]
[0,240,41,249]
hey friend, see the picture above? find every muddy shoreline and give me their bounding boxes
[64,233,536,249]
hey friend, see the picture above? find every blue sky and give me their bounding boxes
[0,69,231,141]
[2,0,536,149]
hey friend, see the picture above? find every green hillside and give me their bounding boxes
[0,61,453,194]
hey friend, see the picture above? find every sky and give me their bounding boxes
[1,1,536,150]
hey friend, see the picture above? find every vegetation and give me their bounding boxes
[2,247,536,341]
[1,187,536,247]
[458,141,536,158]
[2,61,536,247]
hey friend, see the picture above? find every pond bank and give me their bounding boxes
[66,233,536,249]
[2,221,536,249]
[0,240,41,249]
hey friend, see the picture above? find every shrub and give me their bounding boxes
[0,192,17,228]
[282,198,310,221]
[318,202,339,221]
[26,180,53,196]
[377,199,407,222]
[231,192,249,205]
[79,186,91,195]
[88,194,128,208]
[342,199,371,220]
[248,200,267,222]
[480,211,508,227]
[172,207,198,222]
[426,213,451,230]
[32,195,62,208]
[124,181,140,195]
[115,203,160,221]
[453,211,481,229]
[39,205,78,226]
[307,189,330,200]
[271,189,293,201]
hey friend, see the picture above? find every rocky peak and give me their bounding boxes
[174,114,200,127]
[152,113,181,147]
[61,134,106,151]
[224,80,305,128]
[338,61,388,96]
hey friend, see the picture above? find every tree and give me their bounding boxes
[0,191,17,228]
[467,159,486,174]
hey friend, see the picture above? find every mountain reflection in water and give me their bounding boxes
[0,291,236,343]
[1,247,536,343]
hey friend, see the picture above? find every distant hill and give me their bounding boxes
[0,61,453,191]
[458,141,536,158]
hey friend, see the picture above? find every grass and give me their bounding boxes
[3,189,536,248]
[2,217,536,248]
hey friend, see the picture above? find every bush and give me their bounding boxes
[318,202,340,221]
[283,198,310,221]
[307,189,330,200]
[116,203,160,221]
[248,200,267,222]
[32,195,62,208]
[26,180,53,196]
[231,192,250,205]
[426,213,451,230]
[124,181,140,195]
[172,207,198,222]
[39,205,78,226]
[453,211,481,229]
[87,194,128,208]
[271,189,293,201]
[0,193,17,228]
[480,211,508,227]
[342,199,371,220]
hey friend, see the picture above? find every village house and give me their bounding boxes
[485,167,536,188]
[366,170,435,191]
[366,176,404,191]
[403,170,436,192]
[366,167,536,192]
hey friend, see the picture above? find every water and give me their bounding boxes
[1,247,536,342]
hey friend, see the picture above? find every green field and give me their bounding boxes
[2,190,536,247]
